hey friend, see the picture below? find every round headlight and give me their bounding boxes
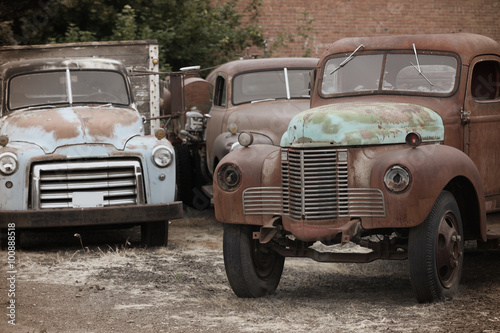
[0,152,18,175]
[238,132,254,147]
[152,146,173,167]
[217,163,241,192]
[384,165,411,193]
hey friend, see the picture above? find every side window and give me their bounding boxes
[213,75,226,107]
[471,60,500,101]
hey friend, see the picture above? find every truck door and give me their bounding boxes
[464,56,500,209]
[205,72,228,174]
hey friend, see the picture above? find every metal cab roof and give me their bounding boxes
[206,57,319,81]
[0,57,128,79]
[321,33,500,65]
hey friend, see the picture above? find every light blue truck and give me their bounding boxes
[0,41,182,247]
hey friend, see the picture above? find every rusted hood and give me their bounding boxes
[0,106,143,153]
[227,99,310,143]
[280,102,444,147]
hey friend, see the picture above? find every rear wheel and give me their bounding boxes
[191,147,210,210]
[174,145,210,210]
[409,191,464,302]
[223,224,284,297]
[141,221,169,247]
[174,145,195,205]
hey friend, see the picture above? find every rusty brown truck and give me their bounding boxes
[213,33,500,302]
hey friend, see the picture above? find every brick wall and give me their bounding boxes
[217,0,500,58]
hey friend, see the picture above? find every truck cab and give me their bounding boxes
[213,33,500,302]
[205,57,318,175]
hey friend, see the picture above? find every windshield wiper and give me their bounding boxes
[330,44,364,75]
[410,43,433,86]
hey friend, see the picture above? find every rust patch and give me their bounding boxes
[360,130,373,139]
[76,107,139,138]
[8,109,81,140]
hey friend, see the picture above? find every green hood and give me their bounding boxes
[280,102,444,147]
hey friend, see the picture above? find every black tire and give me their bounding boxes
[191,148,210,210]
[174,144,210,210]
[174,144,195,205]
[223,224,284,298]
[141,221,169,247]
[408,191,464,303]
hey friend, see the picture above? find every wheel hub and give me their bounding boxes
[436,211,462,288]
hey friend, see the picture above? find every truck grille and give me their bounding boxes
[281,148,385,220]
[243,187,283,215]
[31,160,145,209]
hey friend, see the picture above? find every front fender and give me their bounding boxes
[210,132,274,173]
[214,144,281,225]
[0,142,46,210]
[124,135,176,204]
[367,144,486,238]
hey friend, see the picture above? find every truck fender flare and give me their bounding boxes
[369,144,486,240]
[212,132,274,169]
[214,144,281,224]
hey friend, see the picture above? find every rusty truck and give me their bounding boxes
[161,58,318,210]
[213,33,500,302]
[0,40,182,247]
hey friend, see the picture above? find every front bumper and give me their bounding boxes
[0,202,183,229]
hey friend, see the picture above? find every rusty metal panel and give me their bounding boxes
[2,107,143,153]
[281,102,444,148]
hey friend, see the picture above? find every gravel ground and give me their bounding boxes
[1,207,500,332]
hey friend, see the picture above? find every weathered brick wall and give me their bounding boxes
[217,0,500,58]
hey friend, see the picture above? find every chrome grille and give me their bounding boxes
[281,148,385,220]
[31,160,145,209]
[243,187,283,215]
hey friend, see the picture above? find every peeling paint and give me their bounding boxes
[1,106,142,153]
[280,102,444,147]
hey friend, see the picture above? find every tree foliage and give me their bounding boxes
[0,0,264,71]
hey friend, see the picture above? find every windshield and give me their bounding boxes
[321,52,458,96]
[9,69,130,110]
[232,69,311,105]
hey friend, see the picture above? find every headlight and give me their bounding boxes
[217,163,241,192]
[152,146,173,167]
[384,165,411,193]
[238,132,254,147]
[0,152,18,175]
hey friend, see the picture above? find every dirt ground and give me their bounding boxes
[1,206,500,333]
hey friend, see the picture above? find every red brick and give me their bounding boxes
[214,0,500,58]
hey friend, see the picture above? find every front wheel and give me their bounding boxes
[223,224,284,298]
[141,221,169,247]
[409,191,464,303]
